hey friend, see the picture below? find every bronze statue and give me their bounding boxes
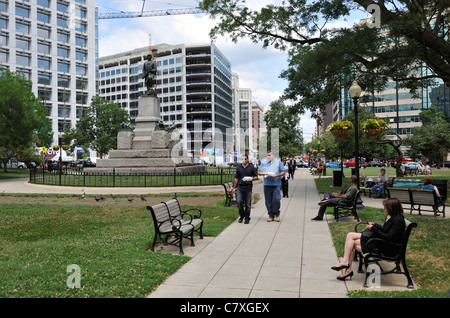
[142,54,157,96]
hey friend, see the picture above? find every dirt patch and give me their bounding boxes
[0,195,224,207]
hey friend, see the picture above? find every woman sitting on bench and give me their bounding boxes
[422,176,442,216]
[331,198,405,281]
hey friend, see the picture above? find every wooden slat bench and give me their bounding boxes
[147,202,195,255]
[387,188,445,217]
[163,198,204,240]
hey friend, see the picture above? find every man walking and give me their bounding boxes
[258,151,286,222]
[231,155,258,224]
[311,175,358,221]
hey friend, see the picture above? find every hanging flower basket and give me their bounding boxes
[52,145,60,151]
[331,129,351,137]
[362,128,384,136]
[361,119,387,137]
[328,120,353,138]
[61,145,69,151]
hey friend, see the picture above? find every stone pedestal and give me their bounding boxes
[91,95,206,174]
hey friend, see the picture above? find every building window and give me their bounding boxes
[38,87,52,101]
[0,49,8,63]
[0,2,7,12]
[58,90,70,103]
[57,60,70,73]
[57,30,70,43]
[37,41,51,54]
[37,25,51,39]
[75,49,87,62]
[75,21,86,33]
[58,75,70,88]
[75,35,87,47]
[16,36,30,50]
[57,16,68,28]
[15,21,30,34]
[57,45,70,58]
[38,72,51,85]
[15,5,30,19]
[76,92,88,104]
[58,119,71,132]
[58,105,70,117]
[37,11,51,23]
[38,56,51,70]
[16,52,31,67]
[76,63,87,76]
[0,32,8,46]
[57,2,69,14]
[0,16,7,29]
[76,7,87,19]
[76,77,88,90]
[37,0,50,8]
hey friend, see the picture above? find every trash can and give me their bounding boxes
[333,170,343,187]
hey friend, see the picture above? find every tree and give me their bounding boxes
[403,105,450,168]
[263,99,303,158]
[200,0,450,116]
[65,96,130,158]
[0,70,51,172]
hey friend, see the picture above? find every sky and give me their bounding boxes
[95,0,370,142]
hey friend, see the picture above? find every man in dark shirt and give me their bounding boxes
[231,155,258,224]
[311,175,358,221]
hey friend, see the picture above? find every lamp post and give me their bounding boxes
[349,81,362,189]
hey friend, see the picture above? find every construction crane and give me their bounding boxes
[98,0,206,20]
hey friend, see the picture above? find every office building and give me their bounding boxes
[98,42,234,161]
[0,0,98,145]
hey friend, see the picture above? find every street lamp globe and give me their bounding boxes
[349,81,362,98]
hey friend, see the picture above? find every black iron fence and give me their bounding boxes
[29,166,235,187]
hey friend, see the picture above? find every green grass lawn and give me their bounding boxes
[317,177,449,298]
[0,197,237,298]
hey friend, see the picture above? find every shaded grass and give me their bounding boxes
[0,197,238,298]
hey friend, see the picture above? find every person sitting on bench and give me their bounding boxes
[311,175,358,221]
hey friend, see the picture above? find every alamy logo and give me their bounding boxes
[66,264,81,289]
[367,4,381,29]
[366,264,381,288]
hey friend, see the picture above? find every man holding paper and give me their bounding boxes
[231,155,259,224]
[258,151,286,222]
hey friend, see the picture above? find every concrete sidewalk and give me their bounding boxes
[147,169,348,298]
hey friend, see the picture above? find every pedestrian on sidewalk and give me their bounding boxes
[311,175,358,221]
[281,158,290,198]
[231,155,259,224]
[258,151,286,222]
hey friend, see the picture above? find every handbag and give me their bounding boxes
[360,228,374,253]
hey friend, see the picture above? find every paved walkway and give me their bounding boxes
[148,170,348,298]
[2,169,413,297]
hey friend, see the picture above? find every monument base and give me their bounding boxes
[91,95,206,175]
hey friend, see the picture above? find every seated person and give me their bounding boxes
[311,175,358,221]
[422,176,443,216]
[331,198,406,281]
[371,168,388,198]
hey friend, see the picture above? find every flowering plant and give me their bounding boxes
[327,120,353,131]
[52,145,60,151]
[361,119,388,130]
[61,145,70,150]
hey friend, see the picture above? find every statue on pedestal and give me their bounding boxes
[142,54,157,97]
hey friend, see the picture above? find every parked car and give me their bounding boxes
[367,161,385,167]
[296,159,309,168]
[1,159,27,169]
[71,158,96,167]
[402,162,423,172]
[325,161,347,168]
[343,158,356,167]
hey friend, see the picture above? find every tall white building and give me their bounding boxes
[0,0,98,145]
[98,42,234,162]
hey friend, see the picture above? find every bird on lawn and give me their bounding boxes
[140,194,147,201]
[99,194,105,201]
[94,196,100,202]
[80,192,85,199]
[127,198,134,203]
[110,194,116,199]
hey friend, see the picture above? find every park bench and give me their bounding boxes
[162,197,204,240]
[387,188,446,217]
[360,177,395,198]
[354,218,417,289]
[147,202,195,255]
[333,190,361,222]
[222,182,236,207]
